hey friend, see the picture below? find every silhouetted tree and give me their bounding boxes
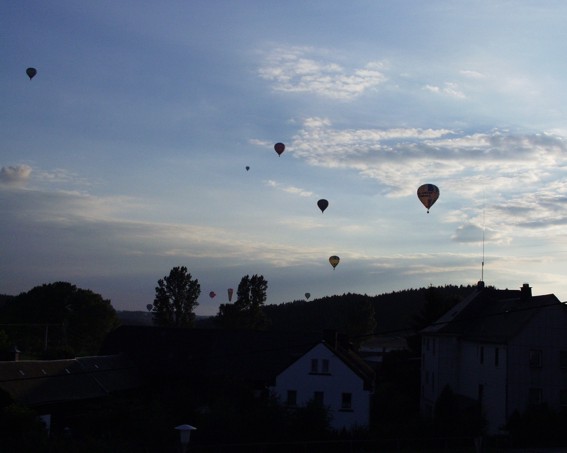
[408,285,460,353]
[152,266,200,327]
[0,282,119,357]
[215,274,269,329]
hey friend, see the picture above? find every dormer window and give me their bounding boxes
[310,358,330,374]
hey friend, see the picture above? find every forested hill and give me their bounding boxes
[263,284,478,337]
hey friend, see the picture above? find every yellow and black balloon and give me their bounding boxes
[329,255,340,269]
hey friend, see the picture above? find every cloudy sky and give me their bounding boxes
[3,1,567,315]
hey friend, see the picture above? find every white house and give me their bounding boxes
[420,281,567,434]
[270,340,375,431]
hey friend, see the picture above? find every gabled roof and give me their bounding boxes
[421,284,564,343]
[321,341,375,390]
[101,326,374,387]
[0,354,142,408]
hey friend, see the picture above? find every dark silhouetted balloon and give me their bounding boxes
[227,288,233,302]
[146,304,153,312]
[329,255,340,269]
[317,199,329,213]
[209,291,216,298]
[246,166,250,171]
[305,292,311,300]
[417,184,440,213]
[274,142,285,156]
[26,68,37,80]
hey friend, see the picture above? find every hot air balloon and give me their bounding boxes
[274,142,285,156]
[146,304,153,312]
[329,255,340,269]
[209,291,216,298]
[417,184,440,213]
[26,67,37,80]
[227,288,234,302]
[246,166,250,171]
[305,292,311,300]
[317,199,329,213]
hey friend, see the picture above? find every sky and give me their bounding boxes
[3,1,567,316]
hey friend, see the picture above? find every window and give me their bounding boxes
[310,358,330,374]
[528,387,543,406]
[310,359,318,373]
[529,350,542,368]
[341,392,352,410]
[313,391,324,405]
[286,390,297,406]
[495,347,499,367]
[560,351,567,369]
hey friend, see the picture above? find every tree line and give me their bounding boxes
[0,264,475,359]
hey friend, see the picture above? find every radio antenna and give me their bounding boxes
[481,192,486,282]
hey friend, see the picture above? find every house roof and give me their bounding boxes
[421,283,564,343]
[101,326,374,387]
[321,341,375,390]
[0,354,142,408]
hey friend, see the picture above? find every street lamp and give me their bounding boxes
[175,424,197,452]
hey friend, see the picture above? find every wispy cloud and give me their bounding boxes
[424,82,466,99]
[0,165,32,186]
[289,118,567,196]
[258,46,387,100]
[265,179,313,197]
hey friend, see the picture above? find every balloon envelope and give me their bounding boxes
[305,292,311,300]
[245,166,250,171]
[274,142,285,156]
[417,184,440,213]
[26,67,37,80]
[209,291,216,298]
[146,304,153,312]
[317,199,329,213]
[329,255,340,269]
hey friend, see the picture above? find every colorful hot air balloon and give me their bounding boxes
[417,184,440,213]
[26,67,37,80]
[227,288,234,302]
[329,255,340,269]
[317,199,329,213]
[274,142,285,156]
[305,292,311,300]
[209,291,216,298]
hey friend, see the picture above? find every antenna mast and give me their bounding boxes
[481,194,485,282]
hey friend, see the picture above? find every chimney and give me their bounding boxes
[323,329,339,349]
[520,283,532,301]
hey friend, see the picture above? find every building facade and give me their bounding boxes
[271,341,374,430]
[421,282,567,434]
